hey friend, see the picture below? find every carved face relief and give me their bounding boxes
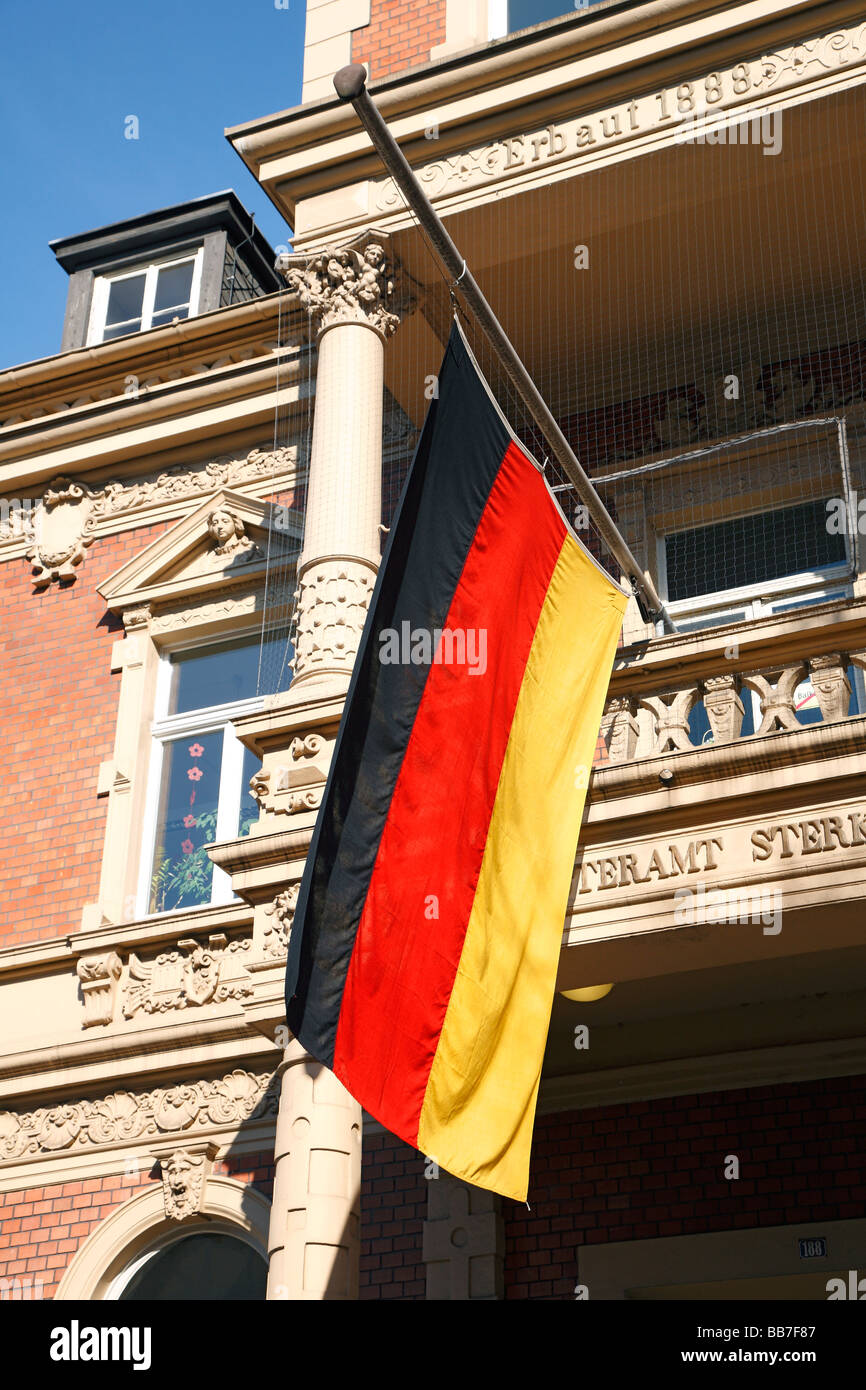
[205,507,263,564]
[208,508,239,546]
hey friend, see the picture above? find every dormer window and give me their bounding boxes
[87,249,204,344]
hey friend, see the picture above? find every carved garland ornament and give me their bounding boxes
[0,1069,279,1164]
[1,444,297,585]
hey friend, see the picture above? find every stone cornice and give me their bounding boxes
[0,292,303,427]
[0,348,310,495]
[0,1014,280,1108]
[0,445,302,567]
[538,1034,866,1113]
[0,902,254,983]
[228,0,864,226]
[613,597,866,696]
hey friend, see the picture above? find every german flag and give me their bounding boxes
[285,321,627,1201]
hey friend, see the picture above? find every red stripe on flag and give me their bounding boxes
[333,441,567,1143]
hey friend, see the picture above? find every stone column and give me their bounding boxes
[260,235,406,1300]
[267,1039,362,1301]
[277,230,403,689]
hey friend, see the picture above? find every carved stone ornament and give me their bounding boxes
[292,561,376,680]
[26,477,96,587]
[157,1144,218,1220]
[1,444,298,581]
[0,1069,279,1164]
[808,652,852,724]
[263,884,300,959]
[76,951,123,1028]
[122,603,152,632]
[205,505,263,564]
[249,733,334,819]
[277,230,405,339]
[701,674,745,745]
[601,696,639,764]
[123,934,253,1017]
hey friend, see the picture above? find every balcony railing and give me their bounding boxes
[599,596,866,771]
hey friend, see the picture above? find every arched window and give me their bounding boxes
[110,1227,267,1301]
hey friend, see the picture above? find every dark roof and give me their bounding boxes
[50,190,282,290]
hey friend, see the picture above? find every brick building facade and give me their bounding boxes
[2,0,866,1303]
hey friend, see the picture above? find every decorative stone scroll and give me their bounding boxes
[262,885,300,959]
[0,1068,279,1164]
[76,952,123,1028]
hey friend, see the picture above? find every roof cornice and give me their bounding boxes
[227,0,850,220]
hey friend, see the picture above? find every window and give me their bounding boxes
[88,249,203,344]
[659,498,852,634]
[114,1231,267,1301]
[491,0,605,39]
[138,633,291,916]
[657,500,860,743]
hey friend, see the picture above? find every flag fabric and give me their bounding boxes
[285,320,627,1201]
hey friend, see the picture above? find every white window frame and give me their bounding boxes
[656,500,854,633]
[655,505,861,735]
[135,634,266,919]
[87,246,204,346]
[488,0,508,38]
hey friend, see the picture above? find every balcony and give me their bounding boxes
[559,597,866,994]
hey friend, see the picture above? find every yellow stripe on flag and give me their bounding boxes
[418,535,627,1201]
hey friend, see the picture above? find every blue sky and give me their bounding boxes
[0,0,306,370]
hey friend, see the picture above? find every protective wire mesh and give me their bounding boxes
[254,286,310,700]
[379,79,866,629]
[258,76,866,690]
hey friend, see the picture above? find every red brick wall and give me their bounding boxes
[0,1150,273,1299]
[0,523,166,948]
[0,1171,153,1299]
[360,1130,427,1298]
[505,1073,866,1299]
[352,0,447,81]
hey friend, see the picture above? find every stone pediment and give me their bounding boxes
[98,488,302,613]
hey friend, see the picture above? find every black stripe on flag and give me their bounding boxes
[284,323,512,1066]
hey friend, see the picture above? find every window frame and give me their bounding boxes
[656,500,854,633]
[135,633,267,919]
[87,246,204,346]
[655,503,862,737]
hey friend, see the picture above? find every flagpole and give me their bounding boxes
[333,64,676,634]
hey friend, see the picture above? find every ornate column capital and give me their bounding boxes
[277,229,408,339]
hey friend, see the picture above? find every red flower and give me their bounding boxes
[183,814,196,828]
[187,767,203,782]
[188,742,204,758]
[181,839,194,855]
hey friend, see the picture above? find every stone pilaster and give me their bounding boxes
[423,1172,504,1300]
